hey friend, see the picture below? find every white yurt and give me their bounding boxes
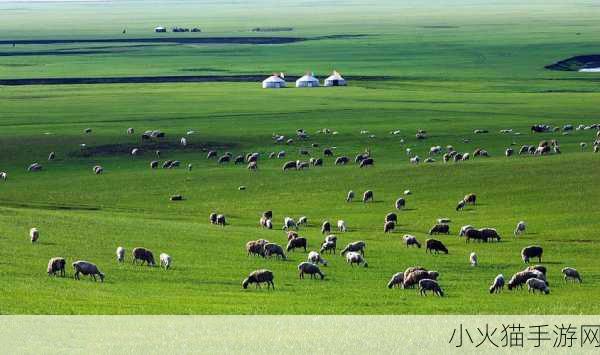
[295,72,320,87]
[262,73,287,89]
[324,71,347,87]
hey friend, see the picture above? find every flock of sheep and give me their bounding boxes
[12,123,596,300]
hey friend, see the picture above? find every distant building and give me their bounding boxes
[262,74,286,89]
[324,71,347,86]
[154,27,166,33]
[295,73,320,88]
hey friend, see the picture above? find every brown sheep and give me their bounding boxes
[403,269,439,289]
[242,269,274,289]
[507,270,544,290]
[246,241,264,257]
[286,237,308,252]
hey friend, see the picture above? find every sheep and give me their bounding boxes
[286,237,307,252]
[150,160,159,169]
[336,220,347,232]
[307,251,328,266]
[72,260,104,282]
[479,228,501,242]
[355,153,368,164]
[283,217,297,230]
[170,194,183,201]
[297,216,308,226]
[340,241,366,256]
[514,221,526,236]
[345,251,368,267]
[470,252,478,266]
[116,246,125,263]
[419,279,444,296]
[242,269,274,289]
[27,163,42,172]
[259,216,272,229]
[30,227,39,243]
[426,239,448,254]
[298,262,325,279]
[403,234,421,248]
[526,278,550,294]
[464,193,476,205]
[187,163,193,171]
[131,148,140,156]
[132,247,156,266]
[296,161,309,170]
[459,225,474,237]
[453,153,463,162]
[410,156,420,164]
[385,212,397,223]
[562,267,582,283]
[321,221,331,234]
[234,155,245,165]
[320,235,337,254]
[363,190,374,203]
[507,270,544,290]
[282,161,297,171]
[346,190,355,202]
[404,190,412,195]
[0,172,6,181]
[246,240,265,257]
[263,243,287,259]
[209,213,217,224]
[215,214,226,226]
[263,210,273,220]
[335,156,349,165]
[84,128,92,134]
[505,148,514,157]
[384,221,395,233]
[48,152,55,161]
[159,253,172,270]
[527,265,547,276]
[519,145,530,155]
[93,165,103,174]
[387,272,404,289]
[247,161,258,170]
[455,200,466,211]
[580,142,587,151]
[359,158,374,167]
[311,158,323,167]
[268,152,276,159]
[429,224,449,235]
[47,257,66,277]
[180,137,187,147]
[442,153,450,163]
[247,153,259,163]
[465,228,486,243]
[218,155,231,164]
[277,151,286,159]
[489,274,505,294]
[402,269,439,289]
[521,245,543,263]
[127,127,134,135]
[323,148,334,156]
[287,231,299,241]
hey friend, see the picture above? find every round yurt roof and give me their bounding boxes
[296,73,319,83]
[325,71,345,81]
[263,75,286,84]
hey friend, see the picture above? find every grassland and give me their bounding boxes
[0,0,599,314]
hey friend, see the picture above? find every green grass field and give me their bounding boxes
[1,0,600,314]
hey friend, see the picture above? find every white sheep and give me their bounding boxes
[298,216,308,226]
[159,253,172,270]
[180,137,187,146]
[405,148,412,156]
[526,278,550,294]
[307,251,328,266]
[514,221,526,237]
[283,217,297,230]
[470,252,478,266]
[0,172,6,181]
[30,227,39,243]
[459,225,474,237]
[345,251,368,267]
[410,156,420,164]
[337,220,347,232]
[580,142,587,151]
[116,246,125,263]
[346,190,355,202]
[561,267,581,283]
[489,274,505,294]
[131,148,140,156]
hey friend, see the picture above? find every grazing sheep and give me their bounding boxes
[355,153,368,164]
[453,153,463,162]
[311,158,323,167]
[262,210,273,220]
[429,224,450,235]
[410,156,420,164]
[47,257,66,277]
[519,145,530,155]
[0,172,6,181]
[263,243,287,259]
[159,253,172,270]
[296,161,309,170]
[247,161,258,170]
[562,267,582,283]
[340,241,366,256]
[297,216,308,226]
[242,269,274,289]
[321,221,331,234]
[426,239,448,254]
[307,251,328,266]
[394,198,406,211]
[335,156,349,165]
[150,160,159,169]
[27,163,42,172]
[345,251,368,267]
[337,220,347,232]
[93,165,103,174]
[283,217,297,230]
[505,148,514,157]
[514,221,526,236]
[507,270,544,290]
[72,261,104,282]
[470,252,478,266]
[403,234,421,248]
[580,142,587,151]
[180,137,187,147]
[277,151,286,159]
[465,228,486,243]
[170,194,183,201]
[403,269,439,289]
[187,163,192,171]
[247,153,259,163]
[127,127,134,135]
[526,278,550,294]
[527,265,547,276]
[218,155,230,164]
[456,200,466,211]
[268,152,276,159]
[131,148,140,156]
[216,214,226,226]
[320,235,337,254]
[132,247,156,266]
[282,161,297,171]
[419,279,444,297]
[387,272,404,289]
[479,228,501,242]
[209,213,217,224]
[48,152,55,161]
[363,190,374,203]
[323,148,334,156]
[459,225,474,237]
[443,153,450,163]
[246,240,265,257]
[234,155,245,165]
[287,237,308,252]
[116,246,125,263]
[84,128,92,134]
[298,262,325,279]
[521,245,543,263]
[384,220,395,233]
[464,193,476,205]
[489,274,505,294]
[346,190,355,202]
[359,158,374,168]
[385,212,398,223]
[28,227,41,243]
[404,190,412,195]
[462,153,470,161]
